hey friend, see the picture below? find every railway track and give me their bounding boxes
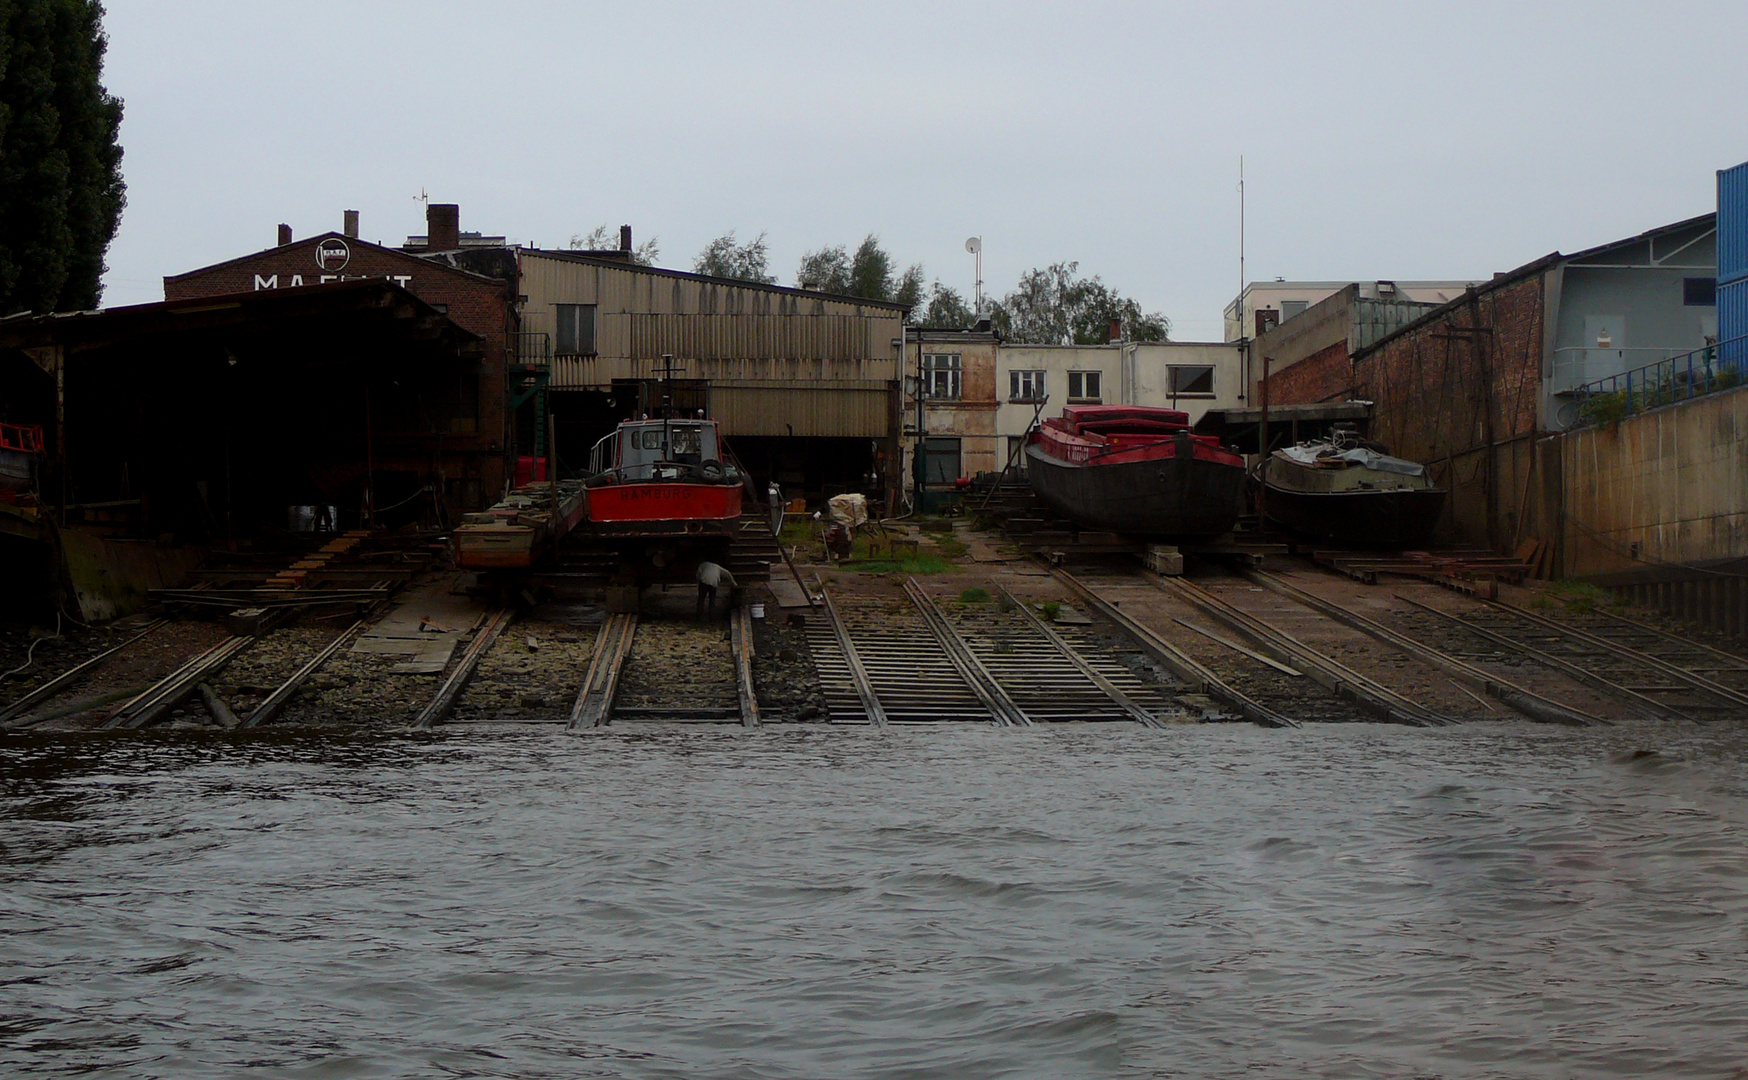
[565,605,760,729]
[806,575,1174,726]
[1397,595,1748,723]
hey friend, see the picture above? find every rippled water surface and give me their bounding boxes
[5,721,1748,1078]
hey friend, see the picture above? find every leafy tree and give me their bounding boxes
[989,261,1169,344]
[795,233,924,309]
[693,230,775,283]
[568,223,659,266]
[0,0,126,314]
[918,281,976,329]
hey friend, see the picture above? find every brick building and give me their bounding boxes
[163,207,518,515]
[1350,214,1717,553]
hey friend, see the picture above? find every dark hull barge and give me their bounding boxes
[1025,405,1246,539]
[1261,436,1445,546]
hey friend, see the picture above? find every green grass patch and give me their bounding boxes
[1038,601,1061,622]
[933,536,970,559]
[1547,579,1615,614]
[958,587,991,604]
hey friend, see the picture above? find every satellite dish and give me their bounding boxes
[965,237,981,254]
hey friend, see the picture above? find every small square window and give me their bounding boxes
[923,353,962,400]
[1279,299,1309,321]
[555,303,596,354]
[1009,370,1045,402]
[1685,277,1717,306]
[1067,370,1102,402]
[1169,366,1214,395]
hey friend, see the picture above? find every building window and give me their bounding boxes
[1685,277,1717,306]
[921,437,961,484]
[922,353,961,400]
[555,303,596,355]
[1009,369,1045,402]
[1169,365,1215,396]
[1279,299,1309,321]
[1067,370,1102,402]
[1006,435,1031,473]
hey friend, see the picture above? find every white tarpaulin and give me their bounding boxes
[827,493,869,528]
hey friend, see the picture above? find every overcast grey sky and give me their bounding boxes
[99,1,1748,340]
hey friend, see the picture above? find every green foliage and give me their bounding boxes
[693,230,775,283]
[931,535,969,559]
[795,233,925,307]
[1038,601,1061,622]
[0,0,127,314]
[569,224,660,266]
[1548,579,1614,613]
[1577,390,1630,427]
[987,261,1170,345]
[919,281,976,328]
[958,587,991,604]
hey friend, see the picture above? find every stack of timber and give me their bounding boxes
[151,531,437,618]
[1313,547,1534,598]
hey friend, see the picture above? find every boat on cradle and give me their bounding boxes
[1024,404,1246,538]
[454,480,588,570]
[1261,429,1445,546]
[579,417,744,539]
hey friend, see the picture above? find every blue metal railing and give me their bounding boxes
[1570,333,1748,426]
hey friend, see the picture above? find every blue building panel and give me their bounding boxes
[1720,277,1748,370]
[1721,161,1748,286]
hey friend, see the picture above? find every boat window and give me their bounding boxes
[638,429,664,450]
[670,426,700,457]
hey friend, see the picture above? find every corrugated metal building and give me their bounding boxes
[517,249,908,505]
[1719,161,1748,369]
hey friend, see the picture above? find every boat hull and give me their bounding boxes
[1025,443,1245,538]
[583,481,743,537]
[1262,482,1446,546]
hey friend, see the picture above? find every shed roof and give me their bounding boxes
[523,249,912,311]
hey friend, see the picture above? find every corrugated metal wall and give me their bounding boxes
[519,254,904,384]
[1720,161,1748,285]
[1721,278,1748,369]
[710,382,894,437]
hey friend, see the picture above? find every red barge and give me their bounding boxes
[1025,404,1245,538]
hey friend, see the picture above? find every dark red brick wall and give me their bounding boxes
[164,235,514,509]
[1262,340,1350,405]
[1352,274,1547,548]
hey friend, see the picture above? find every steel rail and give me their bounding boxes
[568,613,638,730]
[103,636,254,730]
[242,619,371,729]
[1242,569,1599,727]
[995,584,1164,727]
[0,619,167,728]
[731,603,760,727]
[1171,617,1303,676]
[1153,574,1451,727]
[1045,564,1299,728]
[1588,607,1748,673]
[1399,595,1688,722]
[814,579,887,726]
[905,578,1031,726]
[1488,598,1748,711]
[414,608,514,730]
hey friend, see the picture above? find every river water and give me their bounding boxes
[4,721,1747,1079]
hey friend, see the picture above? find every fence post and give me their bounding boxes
[1625,370,1633,413]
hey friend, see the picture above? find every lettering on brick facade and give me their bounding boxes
[252,272,416,291]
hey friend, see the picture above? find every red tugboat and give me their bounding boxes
[581,416,743,538]
[1025,404,1246,538]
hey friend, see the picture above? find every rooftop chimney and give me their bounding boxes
[343,209,359,238]
[427,203,460,251]
[1108,317,1123,344]
[619,224,632,252]
[277,223,293,246]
